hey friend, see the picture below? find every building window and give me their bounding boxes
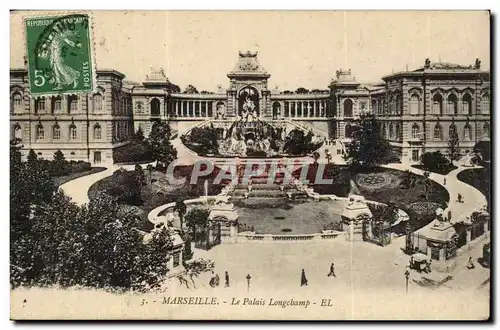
[68,95,78,113]
[345,124,354,138]
[93,124,102,140]
[371,99,377,114]
[412,124,420,139]
[12,93,22,113]
[483,122,490,138]
[93,94,103,111]
[449,124,457,139]
[412,149,420,162]
[36,124,44,140]
[35,97,46,113]
[52,96,62,113]
[447,94,458,115]
[462,94,472,115]
[389,123,394,139]
[434,124,443,140]
[464,124,472,141]
[395,94,401,115]
[343,99,353,117]
[12,123,22,141]
[432,93,443,115]
[173,253,180,267]
[151,98,161,116]
[69,125,77,140]
[409,93,420,115]
[481,93,490,114]
[52,125,61,140]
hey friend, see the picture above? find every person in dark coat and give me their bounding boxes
[328,262,336,277]
[300,269,308,286]
[224,271,230,287]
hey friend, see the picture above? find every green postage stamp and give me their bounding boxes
[25,13,94,95]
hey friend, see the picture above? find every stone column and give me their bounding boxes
[175,100,179,117]
[198,101,201,117]
[313,101,317,117]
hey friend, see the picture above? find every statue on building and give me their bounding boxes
[424,58,431,69]
[474,58,481,70]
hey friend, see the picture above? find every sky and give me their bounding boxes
[10,10,490,91]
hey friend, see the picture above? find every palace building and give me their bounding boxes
[10,51,490,164]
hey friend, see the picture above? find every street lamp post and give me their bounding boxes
[405,269,410,294]
[246,274,251,292]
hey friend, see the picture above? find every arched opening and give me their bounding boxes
[432,93,443,115]
[447,94,458,115]
[463,124,472,141]
[449,124,457,139]
[51,96,62,114]
[93,123,102,140]
[12,123,22,141]
[35,97,46,114]
[483,122,490,138]
[69,124,77,140]
[409,93,420,115]
[12,92,22,113]
[36,124,44,141]
[150,98,161,116]
[272,101,281,119]
[344,99,353,117]
[462,93,472,115]
[93,93,103,111]
[481,93,490,114]
[412,124,420,139]
[52,124,61,140]
[68,95,78,113]
[434,124,443,140]
[238,86,259,118]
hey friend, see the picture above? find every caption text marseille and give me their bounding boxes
[160,296,334,308]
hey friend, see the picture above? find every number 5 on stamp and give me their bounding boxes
[25,13,94,95]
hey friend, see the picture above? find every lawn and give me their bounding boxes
[301,164,449,231]
[457,166,491,211]
[52,167,107,187]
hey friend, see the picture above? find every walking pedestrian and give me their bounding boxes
[224,271,230,288]
[214,273,220,287]
[327,262,336,277]
[300,269,308,286]
[443,177,446,185]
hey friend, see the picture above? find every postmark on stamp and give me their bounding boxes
[25,13,94,95]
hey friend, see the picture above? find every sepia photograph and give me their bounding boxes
[9,10,491,320]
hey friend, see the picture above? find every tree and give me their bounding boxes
[170,84,181,93]
[134,164,146,186]
[27,149,38,163]
[173,200,187,234]
[474,140,490,162]
[184,84,199,94]
[184,207,210,238]
[447,129,461,162]
[133,126,145,142]
[295,87,310,94]
[51,149,68,176]
[420,151,453,174]
[344,113,396,169]
[148,121,178,168]
[283,129,322,156]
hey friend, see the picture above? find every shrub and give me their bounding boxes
[113,140,153,164]
[420,151,455,174]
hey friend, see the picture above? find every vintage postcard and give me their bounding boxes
[10,10,491,320]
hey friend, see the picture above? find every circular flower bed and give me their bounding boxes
[408,201,442,215]
[355,173,399,191]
